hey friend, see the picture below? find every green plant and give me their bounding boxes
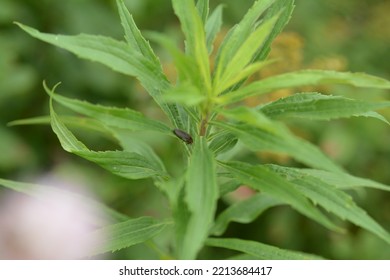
[2,0,390,259]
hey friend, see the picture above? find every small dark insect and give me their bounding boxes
[173,128,193,144]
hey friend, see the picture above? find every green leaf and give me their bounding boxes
[205,4,223,53]
[215,60,276,96]
[214,13,281,95]
[74,150,169,180]
[172,0,211,94]
[254,0,295,61]
[218,106,274,127]
[8,115,115,136]
[8,115,52,126]
[90,216,169,255]
[219,161,340,231]
[266,165,390,244]
[260,92,390,123]
[297,169,390,192]
[172,188,192,257]
[116,0,161,67]
[16,22,183,130]
[208,130,238,156]
[359,111,390,125]
[221,70,390,105]
[214,0,275,87]
[196,0,209,23]
[211,193,283,236]
[163,83,207,106]
[178,138,219,259]
[16,23,166,90]
[156,176,186,209]
[50,96,169,180]
[109,129,167,173]
[44,82,171,134]
[205,238,324,259]
[50,100,89,153]
[0,178,128,225]
[215,108,343,172]
[146,32,198,84]
[218,179,241,196]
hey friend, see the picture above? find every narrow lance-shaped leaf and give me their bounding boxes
[178,138,219,259]
[89,216,169,255]
[156,175,186,210]
[44,82,171,134]
[16,23,183,131]
[219,161,341,232]
[144,34,205,139]
[49,95,169,180]
[254,0,295,61]
[205,4,223,53]
[16,23,166,91]
[146,31,200,90]
[266,164,390,244]
[297,168,390,192]
[108,129,167,173]
[214,0,275,86]
[218,180,242,196]
[211,193,283,236]
[172,0,211,94]
[173,188,192,258]
[74,150,169,180]
[116,0,161,66]
[221,70,390,105]
[208,130,238,156]
[8,115,53,126]
[196,0,209,23]
[206,238,324,260]
[215,107,343,172]
[216,59,276,95]
[9,115,115,137]
[49,100,89,153]
[162,82,206,106]
[215,13,281,95]
[259,92,390,123]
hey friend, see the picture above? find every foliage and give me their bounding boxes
[1,0,390,259]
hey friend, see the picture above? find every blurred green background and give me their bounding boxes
[0,0,389,259]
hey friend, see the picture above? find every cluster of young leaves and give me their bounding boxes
[2,0,390,259]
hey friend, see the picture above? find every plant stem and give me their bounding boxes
[199,112,209,136]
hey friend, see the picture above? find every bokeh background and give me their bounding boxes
[0,0,389,259]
